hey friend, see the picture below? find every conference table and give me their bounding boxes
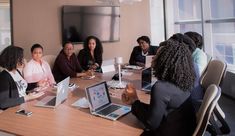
[0,70,150,136]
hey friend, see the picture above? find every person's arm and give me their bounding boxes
[131,100,150,124]
[0,73,24,109]
[73,54,84,73]
[43,61,56,84]
[129,47,137,65]
[95,53,102,69]
[77,50,87,70]
[149,45,158,55]
[132,82,169,130]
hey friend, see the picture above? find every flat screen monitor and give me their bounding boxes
[62,6,120,43]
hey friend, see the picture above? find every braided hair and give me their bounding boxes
[153,39,196,91]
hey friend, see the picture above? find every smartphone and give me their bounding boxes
[16,109,32,116]
[69,83,75,87]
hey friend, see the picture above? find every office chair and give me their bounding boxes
[193,84,221,136]
[0,66,3,72]
[200,59,227,89]
[42,55,56,69]
[200,59,230,135]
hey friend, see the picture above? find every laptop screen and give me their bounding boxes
[141,67,152,91]
[86,82,111,111]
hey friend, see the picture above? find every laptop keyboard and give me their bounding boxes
[97,105,121,116]
[46,97,56,106]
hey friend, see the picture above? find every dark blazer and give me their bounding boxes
[131,81,196,136]
[129,45,157,65]
[0,70,25,110]
[77,49,102,71]
[53,50,83,82]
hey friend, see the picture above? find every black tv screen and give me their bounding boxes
[62,6,120,43]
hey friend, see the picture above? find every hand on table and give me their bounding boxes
[24,92,44,101]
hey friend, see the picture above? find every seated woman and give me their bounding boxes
[129,36,157,67]
[53,41,88,82]
[0,46,44,110]
[23,44,56,90]
[169,33,204,111]
[77,36,103,72]
[184,31,207,75]
[122,39,196,136]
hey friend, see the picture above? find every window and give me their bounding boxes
[0,0,11,51]
[150,0,165,46]
[166,0,235,72]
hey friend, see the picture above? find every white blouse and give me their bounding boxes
[8,70,27,97]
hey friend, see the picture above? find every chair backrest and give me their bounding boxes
[42,55,56,69]
[200,59,227,90]
[0,66,4,72]
[193,84,221,136]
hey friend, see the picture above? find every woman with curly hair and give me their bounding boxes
[77,36,103,72]
[0,46,44,110]
[122,39,196,136]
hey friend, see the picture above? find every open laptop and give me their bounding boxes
[101,59,115,73]
[142,67,152,92]
[145,55,154,68]
[85,81,131,121]
[35,77,70,108]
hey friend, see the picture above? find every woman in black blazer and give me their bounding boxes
[0,46,44,110]
[77,36,103,72]
[122,39,196,136]
[129,36,158,67]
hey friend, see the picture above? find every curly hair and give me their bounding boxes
[184,31,203,49]
[0,45,24,71]
[83,36,103,57]
[152,40,196,91]
[169,33,196,53]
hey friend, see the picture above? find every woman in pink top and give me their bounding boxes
[23,44,55,90]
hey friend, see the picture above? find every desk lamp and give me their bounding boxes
[114,57,126,88]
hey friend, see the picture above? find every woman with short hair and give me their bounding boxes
[53,41,89,82]
[23,43,55,89]
[129,36,157,67]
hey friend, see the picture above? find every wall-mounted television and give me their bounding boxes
[62,6,120,44]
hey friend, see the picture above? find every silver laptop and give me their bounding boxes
[142,67,152,92]
[145,55,154,68]
[35,77,70,108]
[85,81,131,121]
[101,59,115,73]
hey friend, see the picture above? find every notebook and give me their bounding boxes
[35,77,70,108]
[141,67,152,92]
[85,81,131,121]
